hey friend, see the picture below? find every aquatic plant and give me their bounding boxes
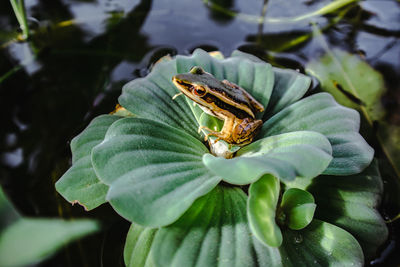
[9,0,30,40]
[0,187,99,266]
[56,49,387,266]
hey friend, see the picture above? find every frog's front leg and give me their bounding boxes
[232,118,263,145]
[197,125,221,141]
[199,117,235,143]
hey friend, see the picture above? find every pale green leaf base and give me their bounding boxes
[124,224,157,267]
[152,186,281,267]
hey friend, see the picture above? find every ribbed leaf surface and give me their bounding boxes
[280,220,364,267]
[124,223,157,267]
[152,186,282,267]
[92,118,221,227]
[307,160,388,259]
[119,60,199,138]
[231,50,311,116]
[203,131,332,184]
[55,115,121,210]
[265,67,311,117]
[260,93,374,175]
[152,186,365,267]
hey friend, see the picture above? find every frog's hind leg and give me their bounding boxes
[232,118,263,145]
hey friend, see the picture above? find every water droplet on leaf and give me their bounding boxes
[293,233,303,244]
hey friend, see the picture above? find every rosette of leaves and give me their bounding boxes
[56,49,387,266]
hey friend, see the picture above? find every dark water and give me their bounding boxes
[0,0,399,266]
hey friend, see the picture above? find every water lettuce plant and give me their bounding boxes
[56,49,388,266]
[0,187,99,267]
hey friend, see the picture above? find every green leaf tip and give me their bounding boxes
[280,188,316,230]
[247,175,283,247]
[56,114,120,211]
[247,178,317,248]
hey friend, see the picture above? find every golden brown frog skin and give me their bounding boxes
[172,66,264,145]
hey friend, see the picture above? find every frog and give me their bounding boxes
[172,66,264,145]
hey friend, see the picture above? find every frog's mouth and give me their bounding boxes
[172,77,195,100]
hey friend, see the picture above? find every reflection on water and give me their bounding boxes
[0,0,399,266]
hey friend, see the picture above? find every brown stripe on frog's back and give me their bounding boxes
[207,85,256,118]
[204,93,251,119]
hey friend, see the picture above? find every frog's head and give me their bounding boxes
[172,66,215,106]
[172,66,261,119]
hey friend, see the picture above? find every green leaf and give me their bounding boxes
[305,160,388,259]
[260,92,374,175]
[230,50,312,116]
[231,50,265,62]
[124,223,157,267]
[307,39,399,178]
[247,175,282,247]
[56,115,120,210]
[377,123,400,177]
[198,110,223,132]
[0,188,19,229]
[280,220,364,266]
[265,68,311,117]
[92,118,221,227]
[176,49,275,119]
[1,187,99,267]
[306,49,386,122]
[203,131,332,184]
[152,186,282,267]
[231,50,311,116]
[71,115,122,164]
[280,188,316,230]
[152,185,364,266]
[119,60,200,138]
[0,218,99,267]
[56,157,109,211]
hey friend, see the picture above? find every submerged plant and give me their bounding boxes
[56,49,387,266]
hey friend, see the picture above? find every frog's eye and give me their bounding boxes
[193,87,206,97]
